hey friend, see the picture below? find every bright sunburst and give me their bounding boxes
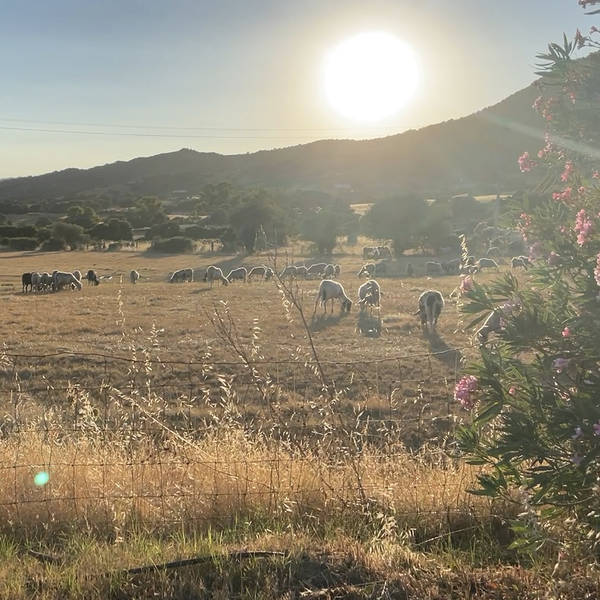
[323,32,419,122]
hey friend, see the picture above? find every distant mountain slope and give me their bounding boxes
[0,82,544,203]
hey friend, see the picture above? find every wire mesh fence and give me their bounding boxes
[0,347,498,535]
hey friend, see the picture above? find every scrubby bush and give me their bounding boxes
[40,238,67,252]
[458,13,600,551]
[4,237,39,251]
[149,236,195,254]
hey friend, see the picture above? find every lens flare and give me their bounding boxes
[34,471,50,487]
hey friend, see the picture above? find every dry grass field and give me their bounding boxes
[2,244,587,598]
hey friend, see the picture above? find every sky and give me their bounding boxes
[0,0,594,178]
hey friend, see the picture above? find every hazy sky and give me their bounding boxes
[0,0,593,177]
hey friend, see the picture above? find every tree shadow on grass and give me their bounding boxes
[424,329,463,369]
[356,310,382,338]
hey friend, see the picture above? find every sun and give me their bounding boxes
[323,31,419,123]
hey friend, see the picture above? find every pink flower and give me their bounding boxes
[508,386,517,396]
[594,253,600,287]
[574,209,592,246]
[518,151,536,173]
[553,358,570,372]
[460,275,474,293]
[573,426,583,440]
[561,161,574,182]
[562,327,571,338]
[454,375,478,410]
[594,422,600,436]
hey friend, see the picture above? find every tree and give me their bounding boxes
[127,196,168,228]
[362,196,428,255]
[52,222,86,249]
[229,192,288,253]
[457,12,600,550]
[89,219,132,241]
[300,203,358,255]
[144,221,181,240]
[66,205,99,229]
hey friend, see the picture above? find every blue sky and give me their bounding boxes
[0,0,594,177]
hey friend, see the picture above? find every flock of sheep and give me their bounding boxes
[19,246,525,343]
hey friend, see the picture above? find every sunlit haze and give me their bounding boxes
[0,0,591,177]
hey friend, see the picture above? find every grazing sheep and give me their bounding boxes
[314,279,352,314]
[29,272,41,292]
[22,272,32,294]
[86,269,99,286]
[358,279,381,310]
[324,264,335,278]
[442,258,461,274]
[52,271,82,291]
[476,258,499,271]
[247,266,273,281]
[204,265,229,287]
[169,268,193,283]
[295,265,308,279]
[280,265,298,279]
[226,267,247,283]
[306,263,327,279]
[425,261,444,276]
[334,264,341,277]
[406,263,415,277]
[130,270,140,284]
[475,310,503,345]
[40,272,52,291]
[416,290,444,332]
[511,256,530,270]
[357,263,376,278]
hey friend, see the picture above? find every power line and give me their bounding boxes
[0,116,402,133]
[0,124,342,141]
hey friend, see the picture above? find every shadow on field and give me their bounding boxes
[425,329,463,368]
[356,310,382,337]
[310,311,348,331]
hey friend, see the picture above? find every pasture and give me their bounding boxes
[0,245,568,599]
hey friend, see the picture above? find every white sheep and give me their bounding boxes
[306,263,327,279]
[314,279,352,314]
[204,265,229,287]
[169,268,193,283]
[416,290,444,332]
[226,267,247,283]
[357,263,376,278]
[358,279,381,310]
[323,264,335,278]
[247,266,273,281]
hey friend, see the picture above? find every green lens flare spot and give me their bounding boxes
[34,471,50,487]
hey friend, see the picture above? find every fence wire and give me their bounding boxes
[0,347,496,534]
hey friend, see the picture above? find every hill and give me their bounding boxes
[0,82,544,205]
